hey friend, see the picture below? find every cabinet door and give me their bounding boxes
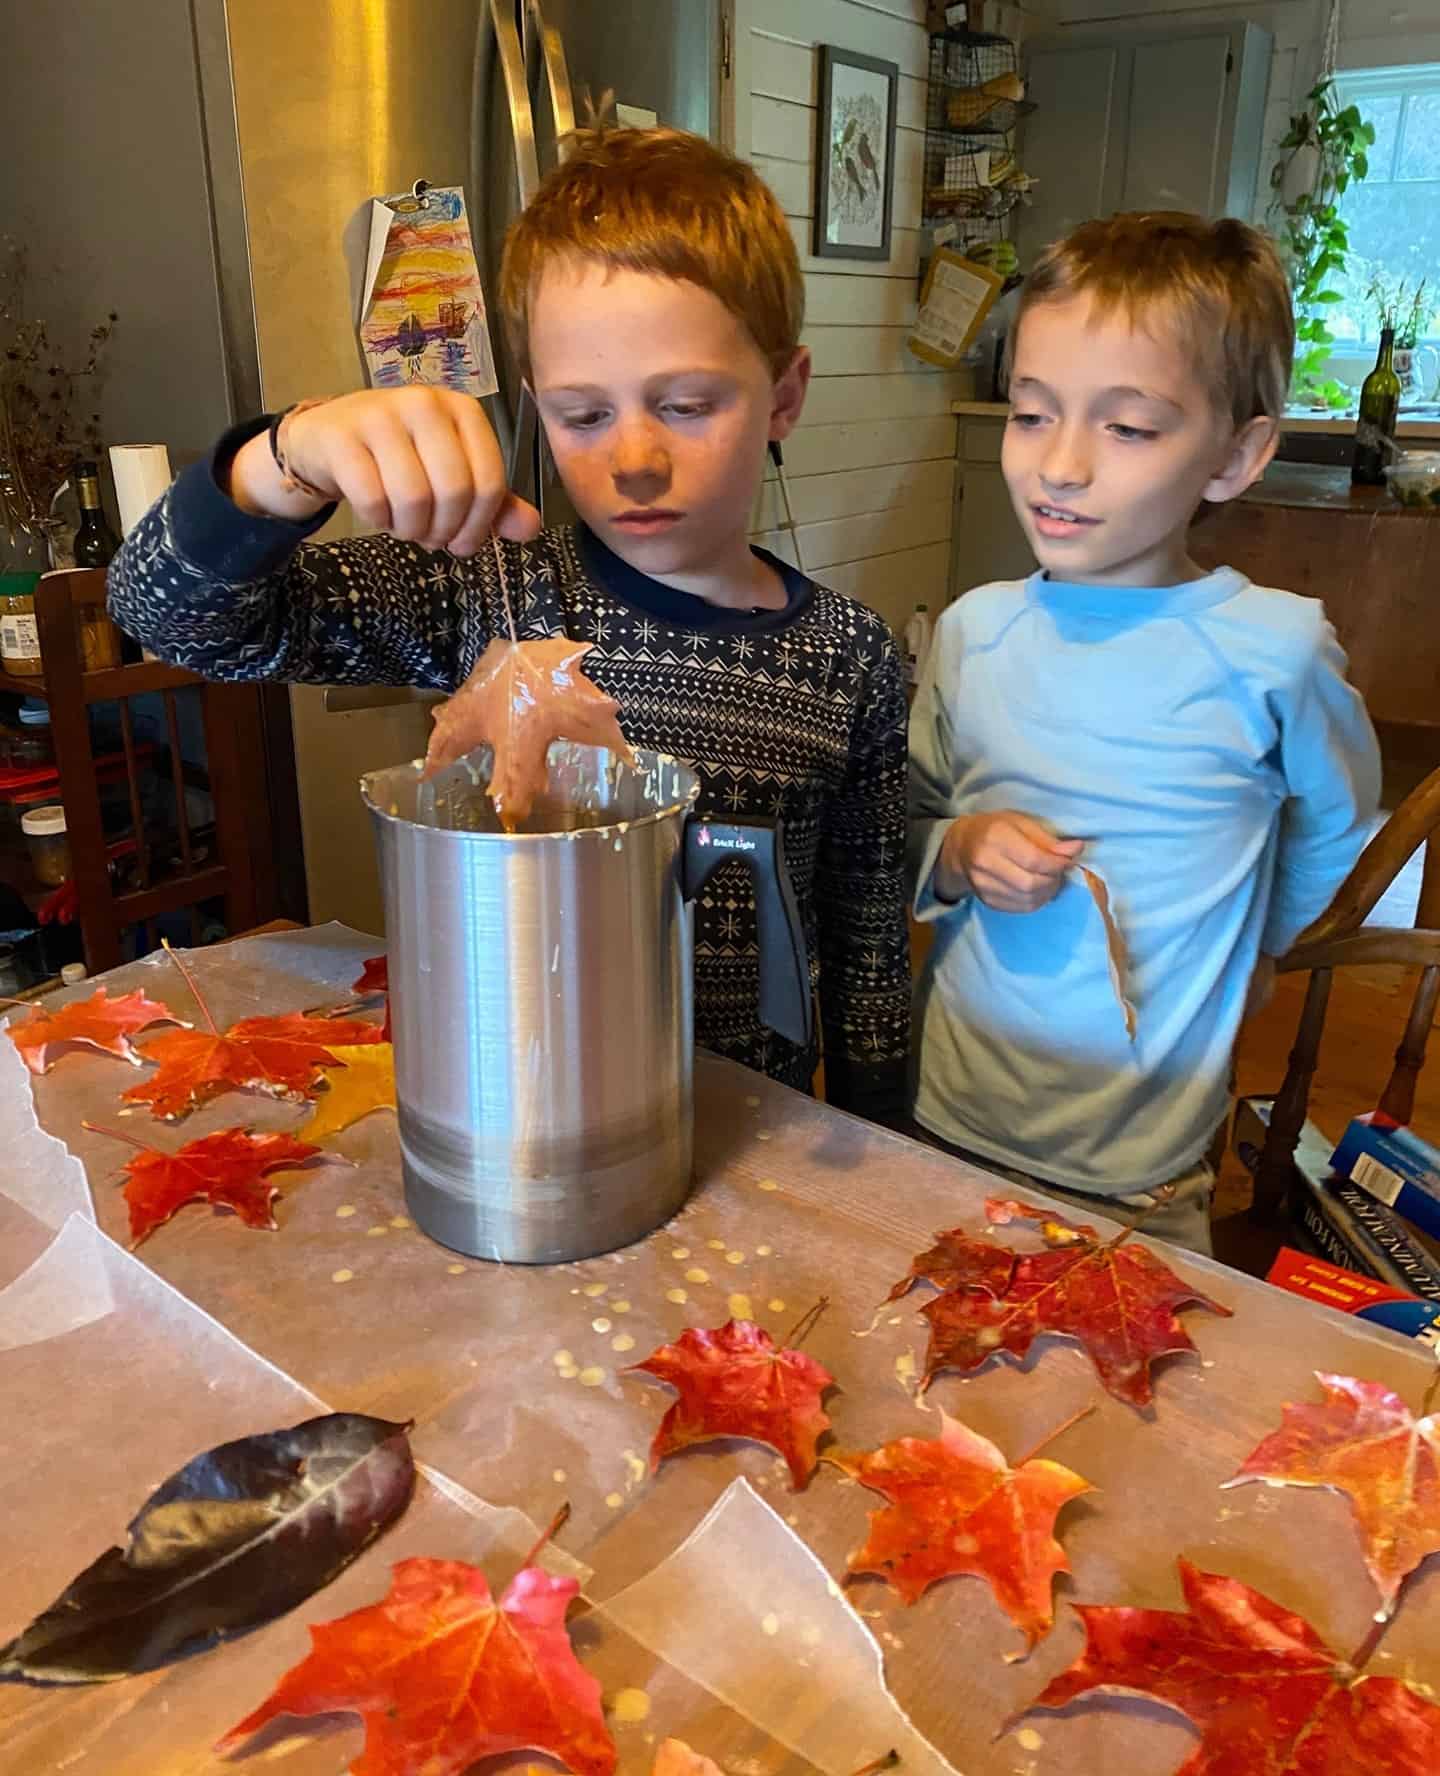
[1121,34,1233,213]
[1014,45,1127,266]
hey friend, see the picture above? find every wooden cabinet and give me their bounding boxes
[1013,20,1272,266]
[949,414,1035,597]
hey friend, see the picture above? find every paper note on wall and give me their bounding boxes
[359,186,498,397]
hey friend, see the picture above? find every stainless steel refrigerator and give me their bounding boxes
[17,0,720,932]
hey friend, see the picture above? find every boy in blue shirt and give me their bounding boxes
[908,212,1380,1254]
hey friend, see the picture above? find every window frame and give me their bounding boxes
[1330,61,1440,351]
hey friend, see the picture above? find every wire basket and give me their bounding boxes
[922,27,1032,255]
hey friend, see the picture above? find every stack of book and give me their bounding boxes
[1236,1099,1440,1304]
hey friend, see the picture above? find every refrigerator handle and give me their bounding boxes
[489,0,540,204]
[527,0,576,143]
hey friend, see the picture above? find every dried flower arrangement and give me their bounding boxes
[0,241,117,556]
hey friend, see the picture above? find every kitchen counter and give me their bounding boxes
[952,397,1440,440]
[3,924,1438,1773]
[1191,463,1440,729]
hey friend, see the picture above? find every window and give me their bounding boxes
[1328,64,1440,347]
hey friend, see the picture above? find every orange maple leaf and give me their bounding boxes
[1225,1372,1440,1613]
[121,1014,386,1121]
[829,1408,1092,1650]
[6,986,184,1074]
[111,1126,325,1246]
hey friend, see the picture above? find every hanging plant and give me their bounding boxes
[1267,78,1375,410]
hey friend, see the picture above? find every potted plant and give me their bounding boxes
[1267,79,1375,410]
[1364,267,1436,394]
[0,242,117,568]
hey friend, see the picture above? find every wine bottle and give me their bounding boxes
[1352,328,1401,487]
[72,461,120,567]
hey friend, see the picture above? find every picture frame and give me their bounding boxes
[813,45,899,262]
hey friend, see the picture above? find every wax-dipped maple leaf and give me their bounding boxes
[885,1227,1017,1304]
[423,635,637,827]
[6,986,185,1074]
[299,1044,396,1143]
[920,1200,1230,1409]
[121,1013,385,1120]
[218,1549,616,1776]
[630,1314,835,1488]
[1026,1557,1440,1775]
[353,956,387,996]
[109,1126,326,1246]
[350,956,391,1041]
[1225,1372,1440,1613]
[829,1408,1092,1650]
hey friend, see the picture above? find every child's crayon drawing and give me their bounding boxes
[359,186,498,398]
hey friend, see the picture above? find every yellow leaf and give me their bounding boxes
[299,1044,396,1142]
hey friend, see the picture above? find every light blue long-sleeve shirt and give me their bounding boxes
[908,567,1380,1194]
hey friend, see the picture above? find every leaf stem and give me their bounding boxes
[1348,1590,1402,1675]
[162,938,218,1034]
[1104,1182,1178,1253]
[1015,1402,1097,1469]
[1422,1365,1440,1419]
[848,1754,898,1776]
[783,1296,829,1352]
[520,1501,571,1571]
[81,1119,152,1155]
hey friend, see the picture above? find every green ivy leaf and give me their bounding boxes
[1353,152,1368,180]
[1316,290,1343,303]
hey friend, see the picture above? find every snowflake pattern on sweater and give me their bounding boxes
[108,446,911,1112]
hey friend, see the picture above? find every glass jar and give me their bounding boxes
[22,804,71,886]
[8,701,54,768]
[0,571,43,676]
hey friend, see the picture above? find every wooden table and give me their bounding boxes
[2,924,1438,1775]
[1191,463,1440,731]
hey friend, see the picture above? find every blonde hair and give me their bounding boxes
[1011,212,1294,427]
[500,127,804,379]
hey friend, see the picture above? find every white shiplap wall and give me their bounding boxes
[732,0,963,629]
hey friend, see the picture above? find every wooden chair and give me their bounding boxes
[0,568,279,974]
[1247,765,1440,1222]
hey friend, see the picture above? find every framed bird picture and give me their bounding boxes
[814,46,899,262]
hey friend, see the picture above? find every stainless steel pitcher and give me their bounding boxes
[361,743,812,1263]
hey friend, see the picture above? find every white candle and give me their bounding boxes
[109,444,173,536]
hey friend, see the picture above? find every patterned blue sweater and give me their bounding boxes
[108,421,911,1117]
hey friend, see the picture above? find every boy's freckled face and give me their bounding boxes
[528,261,795,575]
[1002,295,1252,587]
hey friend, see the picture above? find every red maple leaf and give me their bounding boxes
[885,1227,1017,1304]
[104,1126,325,1246]
[1226,1372,1440,1613]
[1026,1558,1440,1775]
[919,1201,1231,1409]
[351,956,391,1041]
[630,1313,835,1488]
[353,957,388,996]
[218,1548,616,1776]
[121,1014,385,1120]
[829,1407,1093,1650]
[6,986,184,1074]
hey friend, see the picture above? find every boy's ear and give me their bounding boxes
[768,347,812,442]
[1204,415,1279,505]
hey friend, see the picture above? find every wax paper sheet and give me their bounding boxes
[596,1479,958,1776]
[3,926,1439,1775]
[0,1212,814,1776]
